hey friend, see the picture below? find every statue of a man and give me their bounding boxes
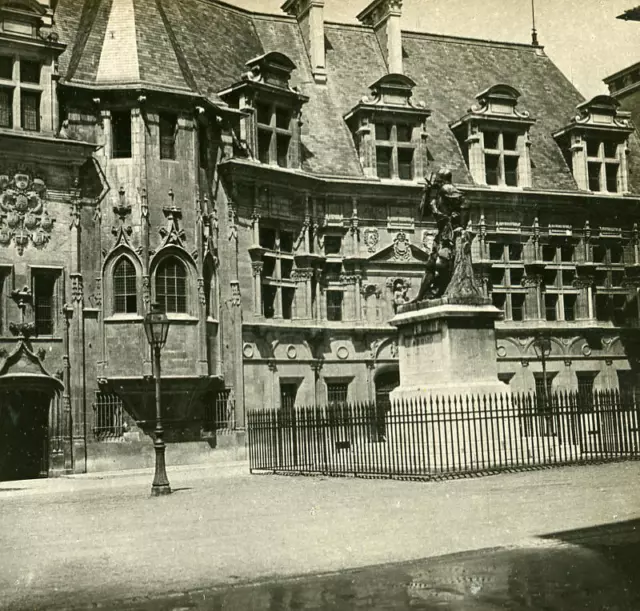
[410,169,469,303]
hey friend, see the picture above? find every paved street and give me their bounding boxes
[1,461,639,610]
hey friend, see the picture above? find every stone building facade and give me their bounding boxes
[1,0,640,479]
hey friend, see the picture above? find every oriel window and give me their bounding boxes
[113,257,137,314]
[159,113,177,160]
[33,270,58,336]
[20,90,39,131]
[111,110,132,159]
[0,87,12,128]
[155,257,187,313]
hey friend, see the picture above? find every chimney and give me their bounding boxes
[357,0,403,74]
[282,0,327,84]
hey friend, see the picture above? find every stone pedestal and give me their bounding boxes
[390,301,508,402]
[387,299,513,472]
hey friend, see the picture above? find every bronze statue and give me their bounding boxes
[410,169,471,303]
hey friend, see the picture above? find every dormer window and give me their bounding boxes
[218,52,308,170]
[20,60,40,84]
[344,74,430,181]
[554,96,632,194]
[483,129,520,186]
[0,54,43,132]
[586,139,622,193]
[374,122,415,180]
[451,84,535,189]
[256,101,292,167]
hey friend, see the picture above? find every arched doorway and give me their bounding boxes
[0,339,65,481]
[0,389,51,481]
[374,368,399,441]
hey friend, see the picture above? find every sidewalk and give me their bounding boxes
[1,461,639,610]
[0,460,250,497]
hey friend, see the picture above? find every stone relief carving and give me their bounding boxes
[0,172,54,255]
[422,230,436,253]
[159,202,186,248]
[363,227,379,253]
[392,231,411,261]
[387,278,411,312]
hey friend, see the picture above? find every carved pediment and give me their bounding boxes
[367,241,429,265]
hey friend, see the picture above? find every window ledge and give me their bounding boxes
[104,314,144,323]
[165,313,199,324]
[206,317,219,324]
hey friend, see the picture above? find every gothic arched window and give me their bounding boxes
[156,257,187,313]
[113,257,137,314]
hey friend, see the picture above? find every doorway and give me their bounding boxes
[0,390,50,481]
[374,369,399,441]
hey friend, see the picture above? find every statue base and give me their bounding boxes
[390,300,508,403]
[387,300,513,472]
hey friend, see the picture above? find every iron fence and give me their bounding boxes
[203,389,235,432]
[247,390,640,480]
[92,392,125,440]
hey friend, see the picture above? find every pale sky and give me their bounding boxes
[228,0,640,99]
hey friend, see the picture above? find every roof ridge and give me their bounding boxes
[155,0,199,93]
[401,29,541,51]
[65,0,106,81]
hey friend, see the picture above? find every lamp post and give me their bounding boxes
[533,333,552,435]
[144,302,172,496]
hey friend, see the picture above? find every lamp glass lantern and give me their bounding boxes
[533,334,551,359]
[144,303,170,350]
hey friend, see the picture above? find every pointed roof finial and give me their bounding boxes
[531,0,539,46]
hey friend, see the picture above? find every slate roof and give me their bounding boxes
[54,0,640,193]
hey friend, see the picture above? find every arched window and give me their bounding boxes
[113,257,137,314]
[156,257,187,313]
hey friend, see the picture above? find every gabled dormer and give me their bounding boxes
[0,0,65,136]
[450,84,536,189]
[553,95,634,194]
[344,73,430,182]
[219,51,309,170]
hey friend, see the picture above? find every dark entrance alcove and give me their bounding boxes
[0,389,50,481]
[374,368,399,441]
[0,339,65,482]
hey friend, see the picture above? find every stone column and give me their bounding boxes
[522,273,543,320]
[252,262,263,315]
[230,280,245,428]
[140,188,152,377]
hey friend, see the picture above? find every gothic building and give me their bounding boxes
[1,0,640,480]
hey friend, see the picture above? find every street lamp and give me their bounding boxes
[144,302,172,496]
[532,333,553,434]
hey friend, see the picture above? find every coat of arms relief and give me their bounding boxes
[0,172,54,255]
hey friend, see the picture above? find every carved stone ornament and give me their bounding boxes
[159,204,186,248]
[0,172,54,255]
[422,230,436,253]
[71,273,84,304]
[393,231,411,262]
[197,278,207,306]
[363,227,379,253]
[251,261,264,277]
[113,186,132,222]
[230,281,241,307]
[361,283,381,298]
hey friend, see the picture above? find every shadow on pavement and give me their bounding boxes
[65,519,640,611]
